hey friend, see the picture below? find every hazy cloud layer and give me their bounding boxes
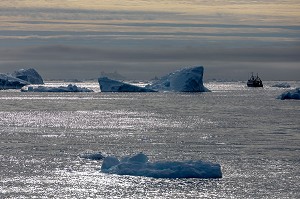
[0,0,299,80]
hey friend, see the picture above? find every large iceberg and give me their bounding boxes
[11,68,44,84]
[98,66,209,92]
[101,153,222,179]
[98,77,156,92]
[21,84,94,92]
[0,73,29,89]
[148,66,210,92]
[277,87,300,100]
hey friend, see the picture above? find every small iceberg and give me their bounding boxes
[21,84,94,92]
[271,82,291,88]
[101,153,222,179]
[277,87,300,100]
[79,151,105,160]
[98,77,156,92]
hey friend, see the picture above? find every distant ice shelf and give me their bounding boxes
[101,153,222,179]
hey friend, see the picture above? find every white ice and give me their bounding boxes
[101,153,222,178]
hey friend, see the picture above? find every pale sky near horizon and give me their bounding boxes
[0,0,299,80]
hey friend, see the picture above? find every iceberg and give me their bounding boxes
[98,77,156,92]
[79,151,105,160]
[271,82,291,88]
[148,66,210,92]
[0,73,29,89]
[101,153,222,179]
[277,87,300,100]
[21,84,94,92]
[11,68,44,84]
[98,66,209,92]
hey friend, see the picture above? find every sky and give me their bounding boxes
[0,0,299,81]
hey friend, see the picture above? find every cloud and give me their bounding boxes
[1,45,299,63]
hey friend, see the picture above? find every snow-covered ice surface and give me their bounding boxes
[101,153,222,178]
[0,81,299,198]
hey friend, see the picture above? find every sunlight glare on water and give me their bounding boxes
[0,81,299,198]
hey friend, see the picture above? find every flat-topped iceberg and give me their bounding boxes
[21,84,94,92]
[0,73,29,89]
[101,153,222,179]
[98,66,209,92]
[148,66,209,92]
[98,77,156,92]
[11,68,44,84]
[278,87,300,100]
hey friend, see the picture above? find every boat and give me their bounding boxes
[247,73,263,87]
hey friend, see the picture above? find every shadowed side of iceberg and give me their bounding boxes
[98,77,156,92]
[0,73,29,89]
[11,68,44,84]
[277,87,300,100]
[101,153,222,179]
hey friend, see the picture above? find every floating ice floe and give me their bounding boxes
[277,87,300,100]
[0,73,29,89]
[98,77,156,92]
[101,153,222,178]
[11,68,44,84]
[21,84,94,92]
[79,151,105,160]
[98,66,209,92]
[271,82,291,88]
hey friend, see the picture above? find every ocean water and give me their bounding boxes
[0,81,299,198]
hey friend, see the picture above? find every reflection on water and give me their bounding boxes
[0,81,299,198]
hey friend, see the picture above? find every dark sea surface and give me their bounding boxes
[1,81,299,198]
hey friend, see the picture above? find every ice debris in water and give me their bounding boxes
[98,77,156,92]
[101,153,222,178]
[278,87,300,100]
[79,151,105,160]
[271,82,291,88]
[21,84,94,92]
